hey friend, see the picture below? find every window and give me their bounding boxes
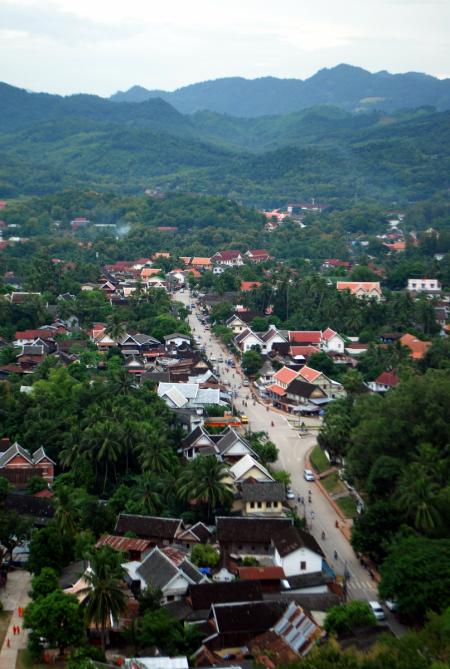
[266,501,272,508]
[250,502,255,509]
[166,595,174,601]
[257,502,262,509]
[300,561,306,570]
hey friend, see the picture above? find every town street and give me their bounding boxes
[176,288,380,604]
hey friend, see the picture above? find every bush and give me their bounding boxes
[191,544,220,568]
[324,600,377,635]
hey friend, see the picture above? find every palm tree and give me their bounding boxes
[105,313,126,343]
[109,368,134,396]
[80,547,127,653]
[131,473,162,515]
[397,464,441,533]
[178,456,233,520]
[53,484,79,538]
[82,422,122,493]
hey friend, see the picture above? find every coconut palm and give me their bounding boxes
[105,313,126,343]
[178,456,233,520]
[53,484,79,538]
[130,473,163,515]
[80,547,127,653]
[82,422,122,493]
[397,464,441,533]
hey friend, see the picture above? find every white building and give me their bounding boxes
[272,526,324,577]
[407,278,441,294]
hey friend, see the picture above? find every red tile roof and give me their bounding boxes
[289,345,320,358]
[298,366,322,383]
[375,370,399,387]
[400,334,431,360]
[266,383,287,397]
[15,329,56,340]
[273,366,299,385]
[288,331,322,344]
[95,534,151,553]
[237,566,285,580]
[241,281,262,292]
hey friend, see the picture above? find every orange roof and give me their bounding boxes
[273,366,299,385]
[152,252,171,259]
[336,281,381,294]
[400,333,431,360]
[241,281,262,292]
[188,268,201,278]
[179,256,191,265]
[237,566,285,580]
[191,257,212,266]
[322,327,337,341]
[384,241,406,251]
[266,384,287,396]
[298,366,321,382]
[141,267,162,277]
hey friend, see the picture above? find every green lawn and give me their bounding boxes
[337,496,358,519]
[16,649,65,669]
[320,471,341,494]
[310,445,330,473]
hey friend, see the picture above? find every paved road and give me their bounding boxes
[0,569,31,669]
[176,289,404,633]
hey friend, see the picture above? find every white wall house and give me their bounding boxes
[407,278,442,293]
[321,328,345,353]
[234,328,264,352]
[272,527,324,577]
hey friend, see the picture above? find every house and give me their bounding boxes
[157,382,222,410]
[202,600,287,651]
[345,342,370,356]
[240,281,262,292]
[234,328,264,353]
[368,370,400,393]
[321,328,345,353]
[124,546,207,603]
[6,292,42,305]
[271,366,299,389]
[272,526,324,577]
[228,454,274,483]
[298,366,343,398]
[288,331,322,346]
[245,249,271,263]
[16,344,46,370]
[400,333,431,360]
[4,492,54,526]
[288,345,321,362]
[119,333,161,353]
[215,429,258,463]
[241,481,286,516]
[188,580,262,614]
[407,278,442,294]
[181,426,218,460]
[175,522,213,550]
[0,442,55,488]
[226,312,260,335]
[13,328,57,347]
[259,327,287,353]
[115,514,183,545]
[336,281,382,301]
[249,601,323,663]
[216,516,292,555]
[268,379,327,414]
[236,566,285,592]
[164,333,192,349]
[212,250,244,267]
[95,535,152,561]
[321,259,351,271]
[191,257,212,271]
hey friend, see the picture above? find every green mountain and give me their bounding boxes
[1,81,449,207]
[110,64,450,117]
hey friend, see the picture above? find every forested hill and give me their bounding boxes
[0,82,193,136]
[1,81,450,206]
[110,64,450,116]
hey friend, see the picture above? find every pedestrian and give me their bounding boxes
[6,638,10,648]
[12,626,16,636]
[17,626,20,635]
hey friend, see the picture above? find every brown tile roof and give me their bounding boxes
[115,514,182,540]
[216,516,292,543]
[237,566,285,581]
[189,580,262,610]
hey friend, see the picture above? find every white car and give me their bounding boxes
[286,486,295,500]
[303,469,315,482]
[385,599,397,612]
[369,601,385,620]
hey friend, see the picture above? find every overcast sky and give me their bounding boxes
[1,0,448,96]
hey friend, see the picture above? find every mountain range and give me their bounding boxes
[109,64,450,117]
[0,70,449,207]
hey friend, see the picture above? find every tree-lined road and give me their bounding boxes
[177,289,379,604]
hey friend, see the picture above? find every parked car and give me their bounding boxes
[369,601,385,620]
[286,486,295,500]
[243,380,249,387]
[218,356,223,363]
[303,469,315,482]
[240,414,248,424]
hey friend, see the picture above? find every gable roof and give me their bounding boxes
[336,281,381,294]
[286,379,327,399]
[0,442,34,468]
[137,547,179,589]
[322,327,339,341]
[177,522,212,543]
[32,446,56,465]
[95,534,151,553]
[237,566,285,581]
[215,428,254,456]
[229,453,273,481]
[298,366,322,383]
[289,345,321,358]
[189,580,262,611]
[400,333,431,360]
[374,370,400,387]
[212,600,287,634]
[216,516,292,543]
[273,366,299,385]
[272,526,324,558]
[178,558,205,584]
[234,328,264,345]
[182,426,216,450]
[115,514,182,540]
[288,331,322,344]
[241,481,285,502]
